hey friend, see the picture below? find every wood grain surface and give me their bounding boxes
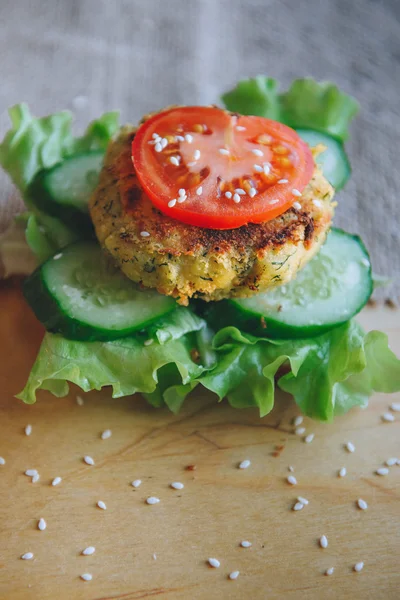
[0,279,399,600]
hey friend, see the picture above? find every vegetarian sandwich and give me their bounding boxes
[1,77,399,419]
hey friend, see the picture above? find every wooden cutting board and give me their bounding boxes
[0,279,399,600]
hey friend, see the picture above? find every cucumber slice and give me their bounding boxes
[296,129,351,190]
[27,151,104,232]
[23,241,176,341]
[213,228,372,339]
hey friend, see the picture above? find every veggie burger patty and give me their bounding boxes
[90,113,335,305]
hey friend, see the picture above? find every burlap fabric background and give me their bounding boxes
[1,0,399,298]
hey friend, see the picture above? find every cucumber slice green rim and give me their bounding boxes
[213,228,372,339]
[27,151,104,233]
[296,129,351,191]
[23,241,177,341]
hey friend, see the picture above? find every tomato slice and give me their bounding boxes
[131,106,314,230]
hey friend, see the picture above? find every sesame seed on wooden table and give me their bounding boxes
[208,558,220,568]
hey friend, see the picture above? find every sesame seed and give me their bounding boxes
[153,553,157,560]
[382,412,395,422]
[240,540,252,548]
[234,188,246,195]
[187,161,196,167]
[144,339,154,346]
[80,573,92,581]
[194,150,201,160]
[53,253,62,260]
[170,482,184,490]
[293,416,303,426]
[185,134,193,143]
[32,473,40,483]
[25,469,38,477]
[270,199,279,204]
[376,467,389,476]
[21,553,34,560]
[132,479,142,488]
[140,231,150,237]
[346,441,355,453]
[101,429,112,440]
[25,424,32,436]
[278,179,289,184]
[84,456,95,466]
[176,135,185,142]
[76,395,84,406]
[304,433,315,444]
[297,496,309,505]
[239,459,251,469]
[177,196,186,204]
[338,467,347,478]
[82,546,95,556]
[295,427,306,435]
[386,458,398,467]
[168,199,177,208]
[325,567,334,576]
[253,164,263,172]
[292,189,302,197]
[390,402,400,412]
[154,142,162,152]
[293,502,304,511]
[38,518,46,531]
[229,570,240,580]
[219,148,229,155]
[146,497,160,505]
[354,562,364,572]
[357,498,368,510]
[236,125,246,131]
[178,188,186,197]
[287,475,297,485]
[97,500,107,510]
[233,193,241,204]
[320,535,328,549]
[263,162,271,174]
[196,186,203,196]
[249,187,257,198]
[161,138,168,149]
[288,466,294,472]
[52,477,62,486]
[170,156,180,166]
[252,149,264,157]
[0,457,5,465]
[293,201,302,210]
[208,558,220,568]
[225,191,232,199]
[313,199,323,207]
[152,133,159,139]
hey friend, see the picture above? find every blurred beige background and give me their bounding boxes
[1,0,399,298]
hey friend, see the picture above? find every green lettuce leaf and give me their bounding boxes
[221,76,281,120]
[17,332,204,405]
[198,321,400,419]
[17,315,400,421]
[280,79,360,141]
[222,77,359,141]
[0,103,119,193]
